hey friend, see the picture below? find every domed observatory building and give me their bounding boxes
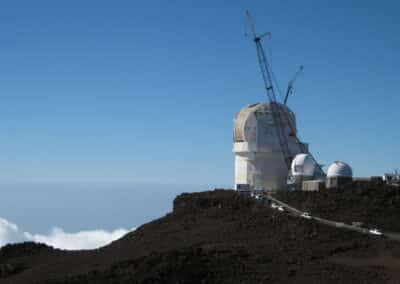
[291,154,317,180]
[326,161,353,188]
[233,102,308,191]
[234,13,325,191]
[289,153,326,191]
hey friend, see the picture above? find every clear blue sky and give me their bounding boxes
[0,0,399,187]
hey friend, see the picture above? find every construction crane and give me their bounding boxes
[245,11,325,179]
[245,10,293,169]
[284,65,303,105]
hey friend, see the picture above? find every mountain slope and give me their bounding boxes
[1,189,400,283]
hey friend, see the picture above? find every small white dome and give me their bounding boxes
[291,153,317,177]
[327,161,353,178]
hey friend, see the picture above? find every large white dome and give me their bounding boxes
[233,102,307,190]
[327,161,353,178]
[291,153,317,177]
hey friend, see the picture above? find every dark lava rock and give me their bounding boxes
[1,188,400,283]
[275,182,400,231]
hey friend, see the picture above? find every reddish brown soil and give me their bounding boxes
[1,188,400,283]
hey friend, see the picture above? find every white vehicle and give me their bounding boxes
[369,229,383,236]
[271,203,279,209]
[271,203,285,212]
[300,212,312,219]
[251,192,263,200]
[254,194,262,200]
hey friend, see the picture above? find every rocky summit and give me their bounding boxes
[1,186,400,283]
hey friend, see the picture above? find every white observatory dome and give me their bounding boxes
[291,153,317,177]
[327,161,353,178]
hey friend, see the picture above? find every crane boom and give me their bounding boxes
[245,11,325,178]
[245,11,293,168]
[284,65,303,105]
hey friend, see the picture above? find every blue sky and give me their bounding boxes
[0,1,399,232]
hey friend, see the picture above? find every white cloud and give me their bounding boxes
[24,227,130,250]
[0,218,26,246]
[0,217,132,250]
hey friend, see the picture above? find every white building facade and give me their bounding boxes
[233,102,308,191]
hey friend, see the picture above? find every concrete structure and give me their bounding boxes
[233,102,308,191]
[326,161,353,188]
[353,177,383,183]
[302,180,325,191]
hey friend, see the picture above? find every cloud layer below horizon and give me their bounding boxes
[0,217,132,250]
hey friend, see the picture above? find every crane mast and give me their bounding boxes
[246,11,293,169]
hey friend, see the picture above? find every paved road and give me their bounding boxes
[263,193,396,241]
